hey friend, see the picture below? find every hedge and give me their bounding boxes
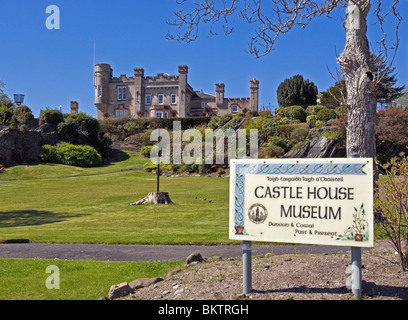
[39,142,102,167]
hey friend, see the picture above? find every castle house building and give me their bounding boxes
[94,64,259,119]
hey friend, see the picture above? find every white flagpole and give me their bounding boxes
[93,39,96,88]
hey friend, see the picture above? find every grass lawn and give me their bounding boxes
[0,149,149,181]
[0,258,183,300]
[0,151,233,245]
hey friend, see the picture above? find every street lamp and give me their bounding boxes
[13,94,25,106]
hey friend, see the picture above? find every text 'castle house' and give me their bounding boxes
[94,64,259,119]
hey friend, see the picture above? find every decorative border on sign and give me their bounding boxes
[233,162,368,235]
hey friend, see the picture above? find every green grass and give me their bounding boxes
[0,151,232,245]
[0,149,148,181]
[0,258,183,300]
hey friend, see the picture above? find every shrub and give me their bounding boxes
[315,108,338,122]
[376,107,408,145]
[0,106,12,125]
[13,105,34,125]
[39,145,59,163]
[290,126,309,143]
[259,144,285,158]
[65,113,100,138]
[284,105,307,122]
[143,162,158,172]
[123,121,138,135]
[141,145,154,158]
[375,153,408,271]
[262,117,289,129]
[39,143,102,167]
[267,136,288,150]
[247,110,259,117]
[335,106,348,117]
[217,114,233,128]
[39,109,64,126]
[57,119,79,141]
[305,105,325,115]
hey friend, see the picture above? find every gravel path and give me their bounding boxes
[0,241,394,262]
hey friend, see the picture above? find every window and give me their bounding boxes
[164,112,169,118]
[117,87,126,101]
[201,101,207,109]
[97,85,102,97]
[145,94,151,105]
[115,109,128,118]
[156,112,163,118]
[171,94,177,104]
[158,94,164,105]
[231,104,239,113]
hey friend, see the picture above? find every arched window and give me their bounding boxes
[231,104,239,113]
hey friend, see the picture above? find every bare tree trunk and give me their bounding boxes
[338,1,377,159]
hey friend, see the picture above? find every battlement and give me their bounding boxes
[227,97,251,103]
[250,78,259,87]
[134,68,144,76]
[178,65,188,73]
[215,83,225,91]
[144,73,179,83]
[111,75,135,83]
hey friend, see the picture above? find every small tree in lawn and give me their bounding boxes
[374,153,408,271]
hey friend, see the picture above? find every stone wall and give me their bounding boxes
[0,125,59,166]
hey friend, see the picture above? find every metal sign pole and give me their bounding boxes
[242,240,252,294]
[349,152,362,300]
[157,128,161,193]
[351,247,362,299]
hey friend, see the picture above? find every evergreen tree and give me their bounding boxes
[276,74,318,108]
[370,53,406,107]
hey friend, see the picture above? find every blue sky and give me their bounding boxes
[0,0,407,118]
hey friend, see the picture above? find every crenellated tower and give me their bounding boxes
[215,83,225,108]
[134,68,145,116]
[250,79,259,111]
[94,64,112,118]
[178,65,188,117]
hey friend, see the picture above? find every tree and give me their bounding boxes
[167,0,402,160]
[276,74,318,108]
[0,80,14,109]
[390,88,408,110]
[370,53,405,108]
[322,53,405,109]
[13,105,34,126]
[319,79,347,109]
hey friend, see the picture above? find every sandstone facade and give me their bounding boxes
[94,64,259,120]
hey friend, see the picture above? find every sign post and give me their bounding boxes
[242,241,252,294]
[349,153,362,300]
[229,158,374,297]
[351,247,362,299]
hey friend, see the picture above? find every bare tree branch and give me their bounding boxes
[167,0,401,61]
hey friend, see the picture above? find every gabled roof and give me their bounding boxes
[191,91,215,100]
